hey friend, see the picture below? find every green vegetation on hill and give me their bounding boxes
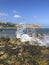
[0,22,16,27]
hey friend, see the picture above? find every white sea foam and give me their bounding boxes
[16,23,49,46]
[20,34,32,42]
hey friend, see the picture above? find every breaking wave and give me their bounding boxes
[16,23,49,46]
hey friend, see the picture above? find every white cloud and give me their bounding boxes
[14,14,21,18]
[0,13,8,16]
[13,10,18,13]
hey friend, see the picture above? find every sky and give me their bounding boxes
[0,0,49,27]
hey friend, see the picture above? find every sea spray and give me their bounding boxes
[16,23,49,46]
[16,23,25,38]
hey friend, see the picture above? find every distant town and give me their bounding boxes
[0,22,41,28]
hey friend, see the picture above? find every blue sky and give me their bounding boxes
[0,0,49,27]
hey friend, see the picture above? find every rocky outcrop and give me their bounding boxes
[16,24,41,28]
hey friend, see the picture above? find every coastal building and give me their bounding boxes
[16,24,41,28]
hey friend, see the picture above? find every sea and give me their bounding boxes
[0,28,49,46]
[0,28,49,38]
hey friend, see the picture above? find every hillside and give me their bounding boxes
[0,22,41,28]
[0,22,16,27]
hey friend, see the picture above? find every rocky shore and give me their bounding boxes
[0,37,49,65]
